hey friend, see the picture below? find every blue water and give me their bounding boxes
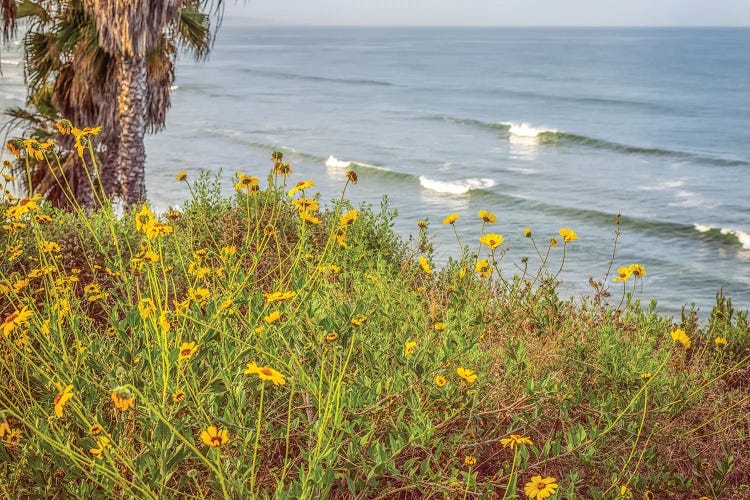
[2,26,749,316]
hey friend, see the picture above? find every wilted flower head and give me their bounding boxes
[56,119,73,135]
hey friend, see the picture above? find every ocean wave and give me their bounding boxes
[429,114,750,167]
[325,155,351,168]
[668,190,717,209]
[638,180,685,191]
[1,59,20,65]
[325,155,388,171]
[694,224,750,250]
[507,167,539,175]
[419,176,496,195]
[505,122,558,138]
[240,67,396,87]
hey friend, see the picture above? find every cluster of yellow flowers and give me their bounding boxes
[614,263,647,283]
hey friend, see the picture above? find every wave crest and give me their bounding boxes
[693,224,750,250]
[325,155,351,168]
[419,176,496,195]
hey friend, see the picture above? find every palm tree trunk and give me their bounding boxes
[117,54,147,208]
[99,140,121,203]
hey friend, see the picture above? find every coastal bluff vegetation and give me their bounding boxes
[1,137,749,498]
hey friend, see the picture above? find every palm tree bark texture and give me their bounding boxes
[116,54,148,206]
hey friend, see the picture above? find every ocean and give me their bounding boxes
[2,26,749,316]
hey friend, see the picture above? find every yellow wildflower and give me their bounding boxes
[292,198,319,212]
[524,227,532,237]
[478,210,496,223]
[235,173,260,192]
[614,266,631,283]
[500,434,533,449]
[5,194,42,220]
[89,436,111,459]
[53,383,74,418]
[671,328,691,349]
[559,227,577,242]
[244,362,287,385]
[264,290,296,302]
[434,375,447,387]
[288,179,315,196]
[143,221,173,239]
[524,476,558,500]
[299,211,322,224]
[2,306,32,336]
[178,342,198,361]
[351,314,367,326]
[403,340,417,357]
[443,213,459,225]
[715,336,727,346]
[475,259,491,278]
[111,387,136,411]
[71,126,101,158]
[338,210,358,227]
[480,233,504,250]
[172,390,186,403]
[138,298,156,319]
[628,263,646,278]
[221,245,237,258]
[201,426,229,447]
[434,322,446,331]
[135,204,155,233]
[464,455,477,466]
[40,241,61,253]
[175,170,187,181]
[456,366,477,384]
[264,311,281,324]
[418,256,432,274]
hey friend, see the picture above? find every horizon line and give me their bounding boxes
[222,21,750,29]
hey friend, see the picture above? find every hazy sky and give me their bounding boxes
[226,0,750,26]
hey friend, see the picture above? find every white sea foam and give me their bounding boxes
[669,190,716,209]
[693,224,750,250]
[505,122,558,138]
[1,59,20,65]
[170,85,180,91]
[325,155,387,171]
[507,167,539,175]
[721,228,750,250]
[639,180,685,191]
[418,176,496,195]
[325,155,352,168]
